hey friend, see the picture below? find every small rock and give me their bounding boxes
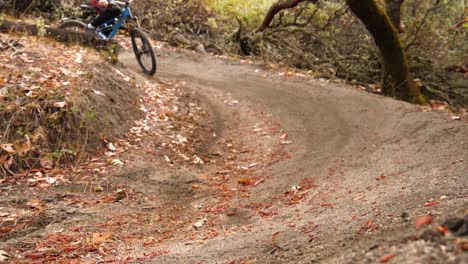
[401,212,410,221]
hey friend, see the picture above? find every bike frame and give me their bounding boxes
[96,4,133,40]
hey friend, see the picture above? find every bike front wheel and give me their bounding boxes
[130,28,156,75]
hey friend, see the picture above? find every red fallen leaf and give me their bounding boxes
[435,225,448,236]
[288,195,304,205]
[366,220,373,229]
[136,249,170,261]
[60,246,80,252]
[143,239,159,246]
[25,253,46,259]
[416,215,433,229]
[237,177,254,186]
[299,178,315,189]
[259,210,278,218]
[204,228,219,239]
[424,201,438,207]
[272,231,280,243]
[380,253,396,263]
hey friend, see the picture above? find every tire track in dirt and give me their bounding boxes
[120,50,467,263]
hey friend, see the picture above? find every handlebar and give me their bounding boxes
[114,0,132,6]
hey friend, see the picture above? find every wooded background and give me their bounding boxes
[2,0,467,106]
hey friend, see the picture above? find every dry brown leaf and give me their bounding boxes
[31,126,47,143]
[0,155,7,165]
[14,142,31,156]
[26,200,45,213]
[53,101,67,108]
[84,232,112,246]
[238,177,254,186]
[39,156,53,169]
[4,156,13,169]
[1,144,15,154]
[107,143,116,151]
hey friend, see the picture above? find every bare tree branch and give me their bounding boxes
[256,0,318,32]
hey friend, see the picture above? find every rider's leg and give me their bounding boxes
[90,5,121,28]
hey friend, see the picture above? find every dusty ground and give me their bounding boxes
[1,38,467,263]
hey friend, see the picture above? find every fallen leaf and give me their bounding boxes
[39,156,53,169]
[0,155,7,165]
[26,200,45,211]
[253,178,265,186]
[380,253,396,263]
[84,232,112,246]
[457,239,468,252]
[0,212,9,217]
[25,252,45,260]
[14,142,31,156]
[191,155,204,165]
[238,177,254,186]
[193,218,206,229]
[110,159,124,166]
[1,144,15,154]
[107,143,116,151]
[93,90,104,96]
[416,215,433,229]
[435,225,448,236]
[272,231,280,244]
[4,156,13,169]
[0,250,9,261]
[424,201,438,207]
[53,101,67,108]
[75,52,83,64]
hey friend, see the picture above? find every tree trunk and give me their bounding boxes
[347,0,426,104]
[385,0,404,32]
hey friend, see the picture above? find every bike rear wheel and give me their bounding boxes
[59,20,87,32]
[130,28,156,75]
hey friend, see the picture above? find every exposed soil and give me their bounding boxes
[1,41,467,263]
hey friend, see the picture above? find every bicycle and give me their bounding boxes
[59,0,156,75]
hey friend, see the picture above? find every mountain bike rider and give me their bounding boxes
[87,0,121,30]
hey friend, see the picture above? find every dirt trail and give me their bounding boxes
[119,50,468,263]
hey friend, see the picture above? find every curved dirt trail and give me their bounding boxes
[120,50,467,263]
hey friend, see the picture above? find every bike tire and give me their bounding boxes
[130,27,156,75]
[59,20,87,32]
